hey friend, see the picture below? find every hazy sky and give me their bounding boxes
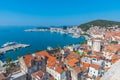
[0,0,120,26]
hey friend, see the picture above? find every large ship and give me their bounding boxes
[1,42,17,48]
[0,42,30,55]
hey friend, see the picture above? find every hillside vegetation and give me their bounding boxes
[78,20,120,31]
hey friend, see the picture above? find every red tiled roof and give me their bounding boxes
[83,62,90,67]
[32,70,45,79]
[84,50,90,53]
[55,66,63,73]
[68,58,79,67]
[112,54,120,64]
[23,54,34,68]
[36,50,50,58]
[105,31,120,38]
[90,64,100,70]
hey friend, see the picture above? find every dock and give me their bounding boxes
[0,43,30,54]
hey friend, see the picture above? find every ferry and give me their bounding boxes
[1,42,17,48]
[0,42,30,55]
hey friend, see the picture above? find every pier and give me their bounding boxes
[0,43,30,54]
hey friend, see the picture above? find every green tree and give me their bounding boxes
[73,48,76,52]
[3,58,16,76]
[111,41,118,44]
[81,52,86,57]
[57,45,61,52]
[77,51,80,56]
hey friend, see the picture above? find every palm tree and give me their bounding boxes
[3,58,15,76]
[57,45,61,52]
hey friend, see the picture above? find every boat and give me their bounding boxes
[60,31,65,34]
[24,29,33,32]
[47,46,53,50]
[1,42,18,48]
[72,33,80,38]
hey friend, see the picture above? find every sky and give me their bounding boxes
[0,0,120,26]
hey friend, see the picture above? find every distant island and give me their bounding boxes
[78,19,120,31]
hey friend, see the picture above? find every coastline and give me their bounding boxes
[24,26,85,38]
[0,27,86,62]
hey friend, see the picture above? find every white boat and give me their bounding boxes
[47,46,53,50]
[60,31,65,34]
[72,33,80,38]
[1,42,17,48]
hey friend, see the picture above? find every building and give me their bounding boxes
[46,64,68,80]
[88,64,100,79]
[46,55,69,80]
[92,39,101,52]
[19,51,47,79]
[31,70,48,80]
[87,39,93,50]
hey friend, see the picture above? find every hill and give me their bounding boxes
[78,20,120,31]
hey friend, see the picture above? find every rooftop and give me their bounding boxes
[90,64,100,70]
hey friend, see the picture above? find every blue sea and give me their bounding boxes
[0,26,86,62]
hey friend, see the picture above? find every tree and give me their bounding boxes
[81,52,86,57]
[63,26,68,30]
[111,41,118,44]
[73,48,76,52]
[77,51,80,56]
[57,45,61,52]
[3,58,16,76]
[78,20,120,31]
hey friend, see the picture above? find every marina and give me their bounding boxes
[0,42,30,54]
[24,26,83,38]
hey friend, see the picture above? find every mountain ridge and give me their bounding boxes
[78,19,120,31]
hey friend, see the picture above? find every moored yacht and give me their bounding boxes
[72,33,80,38]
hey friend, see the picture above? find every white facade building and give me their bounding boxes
[87,39,93,47]
[92,39,101,52]
[46,66,67,80]
[88,64,100,79]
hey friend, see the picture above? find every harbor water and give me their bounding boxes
[0,26,86,62]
